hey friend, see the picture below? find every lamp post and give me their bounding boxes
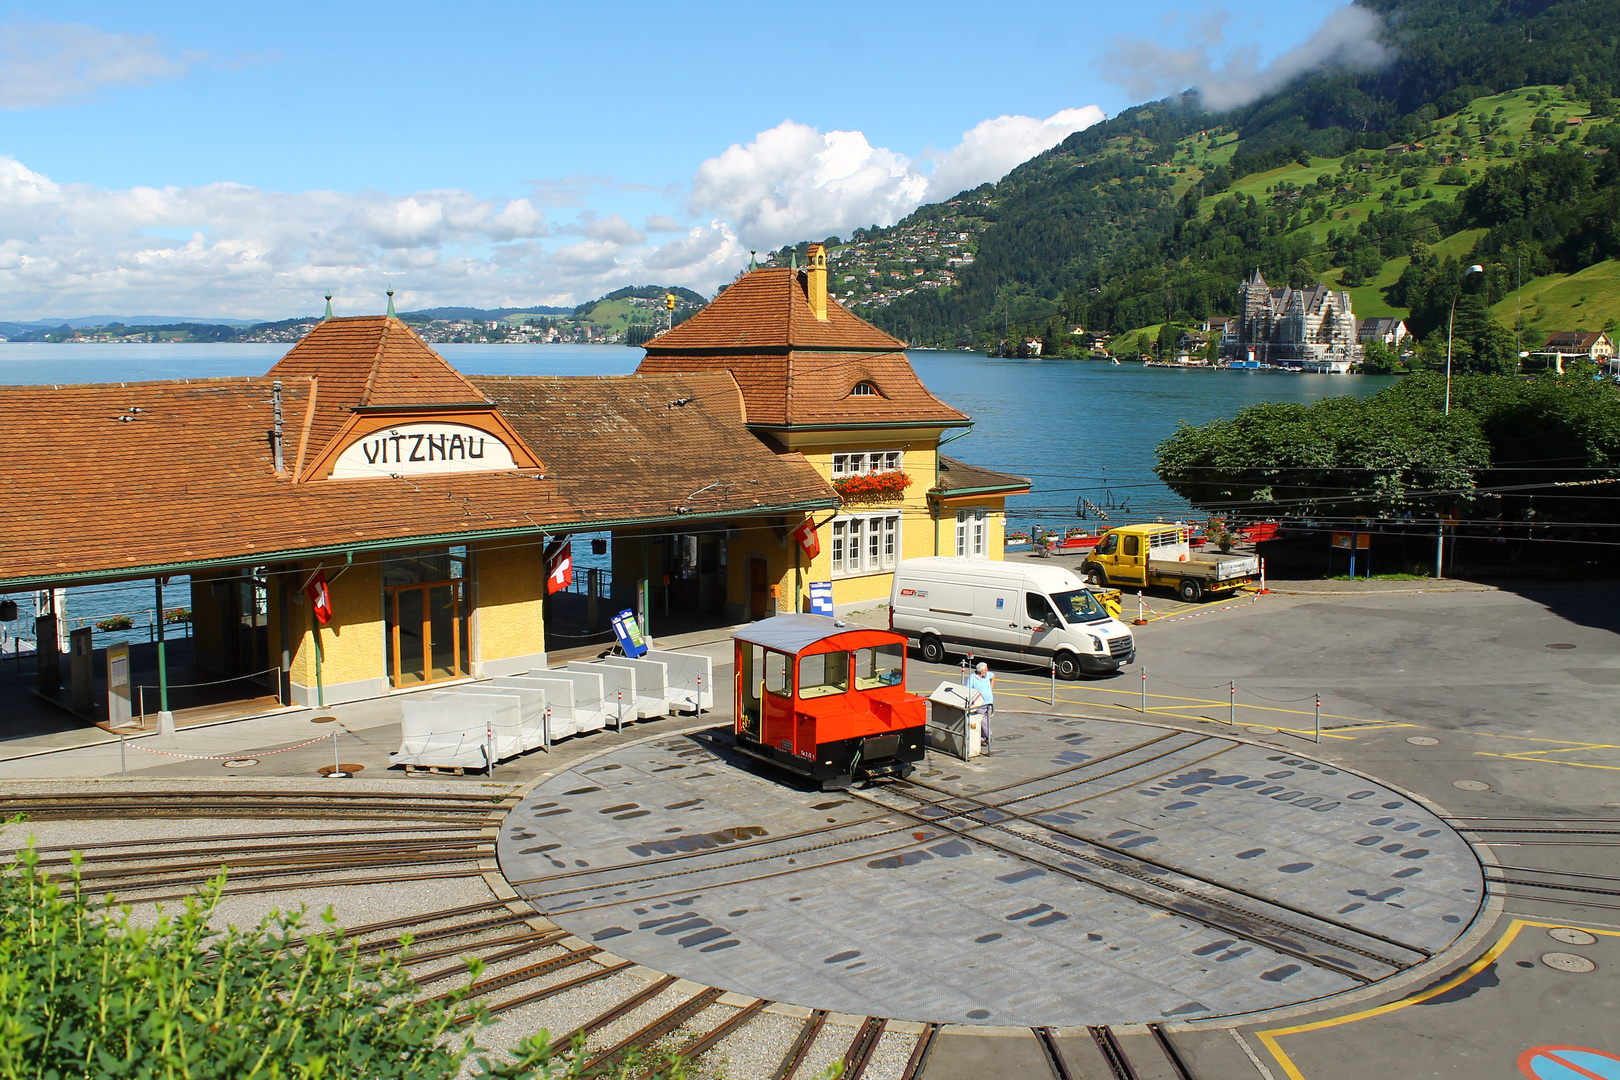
[1444,264,1486,415]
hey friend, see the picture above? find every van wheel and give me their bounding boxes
[920,635,946,664]
[1179,578,1203,602]
[1055,653,1082,680]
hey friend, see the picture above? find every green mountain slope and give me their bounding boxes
[773,0,1620,355]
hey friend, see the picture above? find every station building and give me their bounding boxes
[0,253,1026,724]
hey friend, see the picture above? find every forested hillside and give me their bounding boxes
[780,0,1620,357]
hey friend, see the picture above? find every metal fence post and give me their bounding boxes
[331,730,343,777]
[1230,680,1236,725]
[1050,659,1056,705]
[1315,692,1322,744]
[119,731,126,777]
[617,689,624,733]
[1141,667,1147,713]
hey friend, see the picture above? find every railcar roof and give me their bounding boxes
[733,613,900,654]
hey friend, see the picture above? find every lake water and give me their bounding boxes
[0,344,1395,643]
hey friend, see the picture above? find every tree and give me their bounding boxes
[1438,165,1469,185]
[0,845,697,1080]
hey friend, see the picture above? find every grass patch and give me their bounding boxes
[1491,259,1620,339]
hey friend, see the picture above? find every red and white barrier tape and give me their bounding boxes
[130,732,334,761]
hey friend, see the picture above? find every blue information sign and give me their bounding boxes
[809,582,834,616]
[610,608,648,658]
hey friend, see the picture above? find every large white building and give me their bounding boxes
[1223,270,1362,372]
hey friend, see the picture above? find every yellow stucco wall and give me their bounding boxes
[475,539,547,667]
[775,435,1007,611]
[187,572,229,673]
[284,557,382,692]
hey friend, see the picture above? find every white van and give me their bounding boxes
[889,557,1136,679]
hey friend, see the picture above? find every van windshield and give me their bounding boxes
[1050,589,1109,624]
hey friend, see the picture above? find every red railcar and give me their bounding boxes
[733,614,927,790]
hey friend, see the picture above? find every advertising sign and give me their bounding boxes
[611,608,648,658]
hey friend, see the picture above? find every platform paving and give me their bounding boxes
[499,715,1483,1028]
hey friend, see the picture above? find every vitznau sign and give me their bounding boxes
[330,422,518,479]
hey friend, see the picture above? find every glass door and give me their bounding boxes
[387,582,463,688]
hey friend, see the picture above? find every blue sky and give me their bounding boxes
[0,1,1373,319]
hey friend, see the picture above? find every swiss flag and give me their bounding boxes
[306,570,332,626]
[546,541,573,595]
[791,518,820,560]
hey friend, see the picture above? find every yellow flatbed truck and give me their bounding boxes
[1078,524,1258,602]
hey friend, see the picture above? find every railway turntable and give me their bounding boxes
[498,712,1488,1032]
[729,614,928,791]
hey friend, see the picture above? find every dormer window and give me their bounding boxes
[850,381,879,396]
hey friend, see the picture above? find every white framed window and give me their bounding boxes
[832,450,903,477]
[833,512,901,577]
[955,510,987,559]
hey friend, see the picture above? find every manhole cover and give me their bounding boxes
[1549,927,1598,946]
[319,763,364,777]
[1452,779,1491,791]
[1546,643,1577,650]
[1407,736,1440,746]
[222,758,259,768]
[1541,952,1597,973]
[1245,726,1278,735]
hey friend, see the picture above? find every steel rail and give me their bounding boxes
[579,986,726,1074]
[1089,1026,1139,1080]
[396,928,565,968]
[33,836,488,870]
[66,846,488,889]
[842,1016,887,1080]
[516,732,1218,906]
[105,866,489,904]
[1147,1023,1196,1080]
[423,946,603,1005]
[772,1010,829,1080]
[554,974,679,1049]
[406,934,571,988]
[0,789,508,804]
[461,959,634,1022]
[671,998,774,1063]
[19,823,485,856]
[1034,1027,1074,1080]
[849,785,1421,984]
[900,1023,941,1080]
[884,777,1435,960]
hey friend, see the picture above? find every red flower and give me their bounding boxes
[833,470,913,501]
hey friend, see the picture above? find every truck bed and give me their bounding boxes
[1148,552,1259,582]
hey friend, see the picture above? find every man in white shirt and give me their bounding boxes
[966,661,995,753]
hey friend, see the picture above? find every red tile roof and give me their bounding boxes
[646,268,906,352]
[473,372,835,523]
[638,267,968,428]
[0,371,836,587]
[266,316,491,466]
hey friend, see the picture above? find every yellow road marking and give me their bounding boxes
[991,674,1396,733]
[1474,751,1620,772]
[1472,731,1618,748]
[997,690,1359,740]
[1256,919,1620,1080]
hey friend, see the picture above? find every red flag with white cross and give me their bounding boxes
[546,542,573,595]
[791,518,820,560]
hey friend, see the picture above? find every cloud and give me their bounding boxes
[687,107,1103,251]
[1106,5,1391,112]
[921,107,1107,201]
[0,21,208,108]
[0,100,1106,316]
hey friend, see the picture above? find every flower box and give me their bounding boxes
[833,470,912,502]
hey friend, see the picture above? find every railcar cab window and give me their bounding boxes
[854,643,904,689]
[1026,593,1060,626]
[1094,533,1118,556]
[764,650,791,697]
[1050,589,1109,624]
[798,651,849,699]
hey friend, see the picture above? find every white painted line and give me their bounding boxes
[1231,1030,1278,1080]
